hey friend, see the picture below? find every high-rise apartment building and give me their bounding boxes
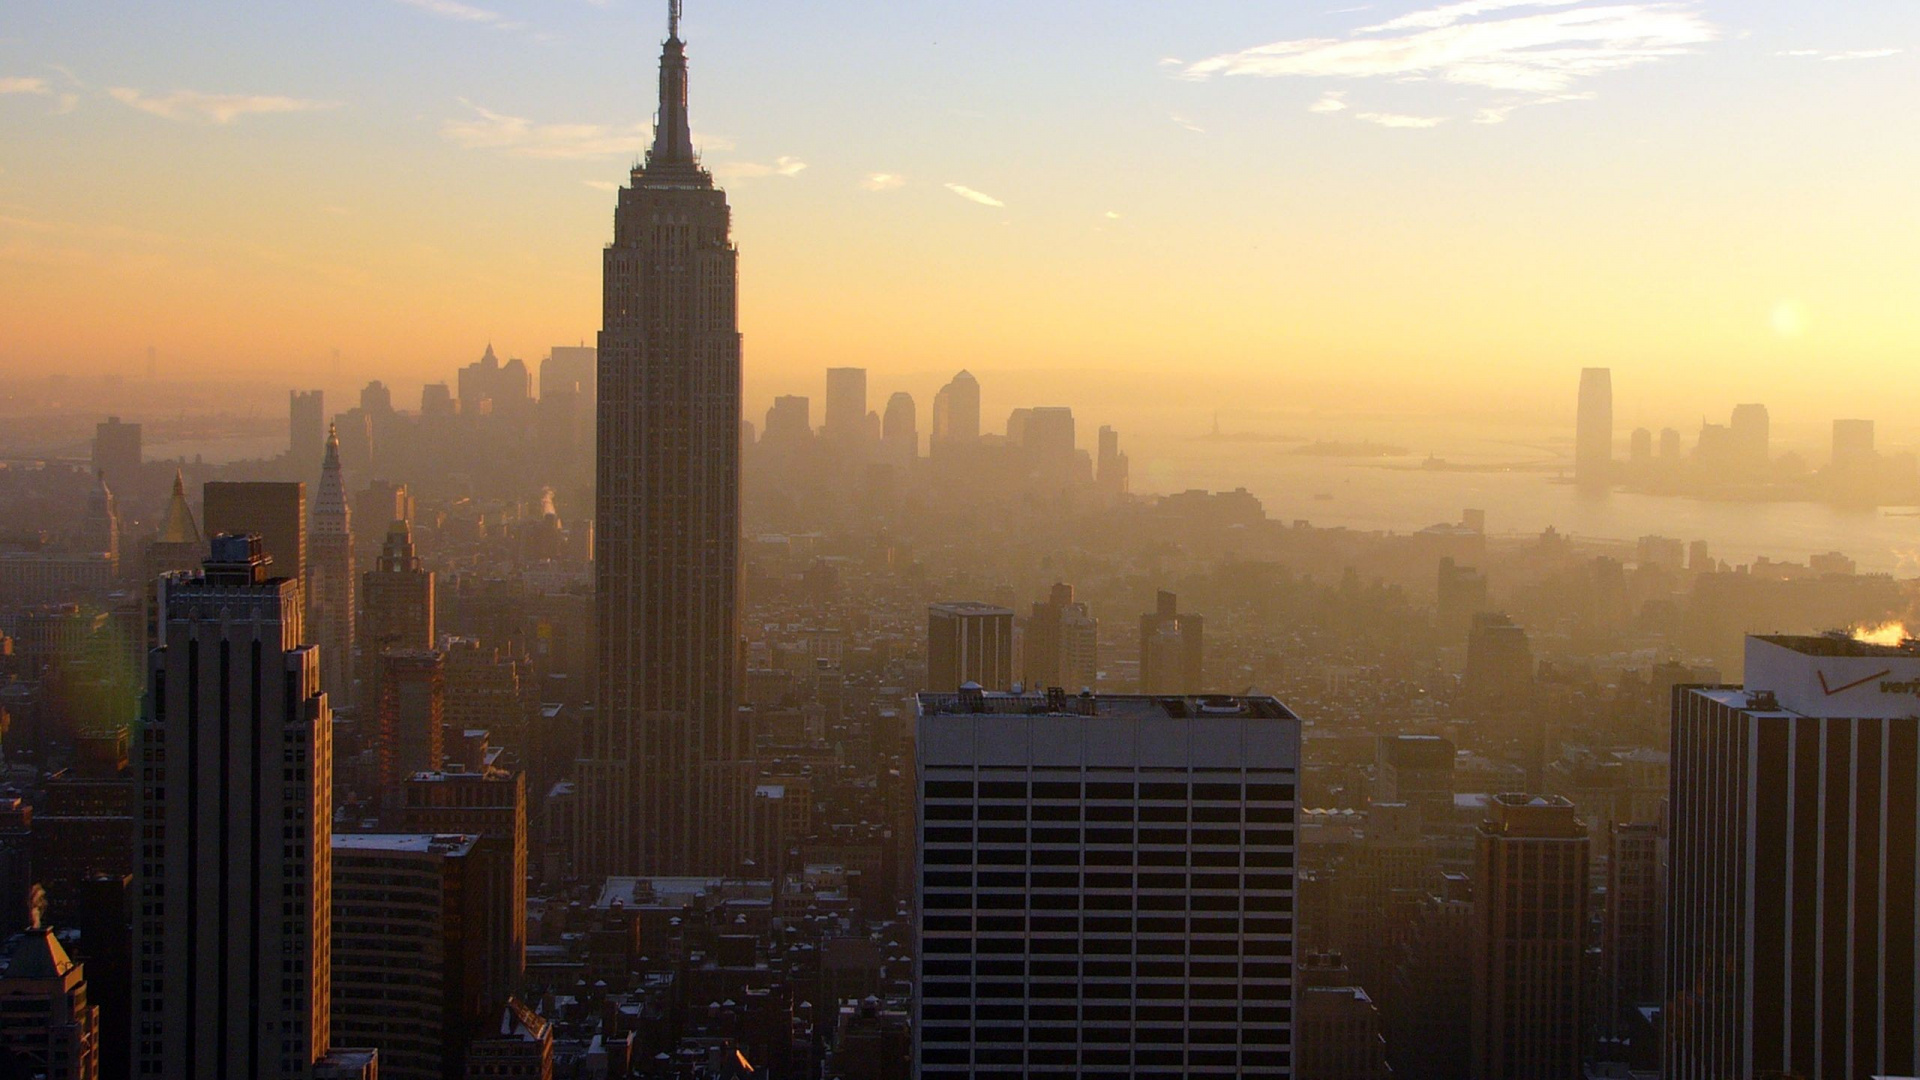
[925,603,1014,692]
[357,519,434,711]
[1374,734,1456,832]
[914,689,1300,1078]
[378,650,445,789]
[331,834,490,1080]
[310,425,355,707]
[290,391,325,472]
[1469,793,1588,1080]
[133,534,333,1078]
[1138,591,1203,695]
[1668,633,1920,1080]
[1575,367,1612,486]
[1603,820,1663,1037]
[0,922,101,1080]
[580,3,746,878]
[203,481,307,622]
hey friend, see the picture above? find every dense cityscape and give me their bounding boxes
[1,3,1918,1080]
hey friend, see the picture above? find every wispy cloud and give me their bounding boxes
[583,179,620,192]
[0,77,50,96]
[396,0,503,24]
[1170,113,1206,133]
[1184,0,1715,124]
[1104,210,1123,220]
[443,100,648,158]
[108,87,340,124]
[712,156,808,180]
[945,183,1005,208]
[1777,47,1904,62]
[1308,90,1350,113]
[861,172,905,192]
[1357,111,1447,128]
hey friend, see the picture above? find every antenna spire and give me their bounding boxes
[669,0,682,40]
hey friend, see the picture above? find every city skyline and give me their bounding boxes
[2,2,1917,423]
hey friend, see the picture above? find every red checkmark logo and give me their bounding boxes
[1819,669,1890,696]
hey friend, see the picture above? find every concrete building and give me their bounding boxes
[133,534,333,1077]
[1470,793,1588,1080]
[1667,633,1920,1080]
[331,833,490,1080]
[925,603,1014,692]
[90,417,140,495]
[914,689,1300,1078]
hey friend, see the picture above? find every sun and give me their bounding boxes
[1769,301,1807,338]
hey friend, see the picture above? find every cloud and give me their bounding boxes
[861,172,905,191]
[395,0,504,23]
[945,183,1005,208]
[0,77,50,96]
[1308,90,1350,113]
[1104,210,1122,220]
[108,87,339,124]
[711,156,808,180]
[583,179,621,192]
[1777,47,1904,62]
[1170,113,1206,133]
[1474,90,1593,123]
[443,100,649,158]
[1357,111,1447,128]
[1184,1,1715,121]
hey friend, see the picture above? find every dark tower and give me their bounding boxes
[580,0,745,877]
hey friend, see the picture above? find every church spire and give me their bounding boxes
[647,0,696,170]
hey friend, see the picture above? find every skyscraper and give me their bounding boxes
[1832,417,1876,470]
[1096,424,1129,494]
[0,920,101,1080]
[398,768,528,1009]
[1667,633,1920,1080]
[914,689,1300,1078]
[133,534,333,1077]
[1470,793,1588,1080]
[824,367,869,448]
[1729,402,1770,472]
[290,390,325,471]
[357,520,434,718]
[880,391,917,468]
[91,417,141,495]
[581,0,745,877]
[925,602,1014,692]
[930,370,980,448]
[310,424,355,707]
[1575,367,1612,486]
[1021,583,1097,692]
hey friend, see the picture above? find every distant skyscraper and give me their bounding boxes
[1470,793,1588,1080]
[1832,417,1876,470]
[1658,426,1682,461]
[0,920,101,1080]
[581,1,746,878]
[824,367,869,447]
[540,345,596,405]
[1096,424,1129,494]
[134,534,333,1077]
[377,650,445,789]
[1575,367,1612,486]
[762,395,813,449]
[881,391,917,467]
[310,425,355,707]
[91,416,141,494]
[914,689,1300,1079]
[925,602,1014,691]
[930,370,980,449]
[358,520,435,722]
[1463,612,1533,701]
[1374,734,1456,830]
[78,472,120,572]
[1629,426,1653,464]
[1667,634,1920,1080]
[203,481,307,624]
[1138,590,1203,694]
[1729,403,1770,471]
[1021,583,1097,692]
[290,390,325,470]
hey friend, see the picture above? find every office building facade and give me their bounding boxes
[926,603,1015,692]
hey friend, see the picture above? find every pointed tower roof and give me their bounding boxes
[645,0,699,174]
[316,422,351,538]
[158,468,200,545]
[5,925,75,981]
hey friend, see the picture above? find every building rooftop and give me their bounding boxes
[1757,632,1920,659]
[916,690,1295,721]
[927,601,1013,617]
[331,832,477,856]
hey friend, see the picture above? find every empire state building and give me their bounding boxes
[581,0,745,876]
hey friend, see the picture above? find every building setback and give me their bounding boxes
[914,689,1300,1078]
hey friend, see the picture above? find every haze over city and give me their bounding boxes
[1,3,1918,1080]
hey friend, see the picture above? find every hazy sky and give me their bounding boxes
[2,0,1915,435]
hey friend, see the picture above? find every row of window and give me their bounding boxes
[922,1002,1280,1022]
[925,781,1296,800]
[923,913,1293,934]
[928,891,1293,912]
[922,959,1294,980]
[925,935,1290,956]
[929,804,1289,824]
[923,1025,1290,1045]
[924,979,1291,1001]
[924,826,1293,844]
